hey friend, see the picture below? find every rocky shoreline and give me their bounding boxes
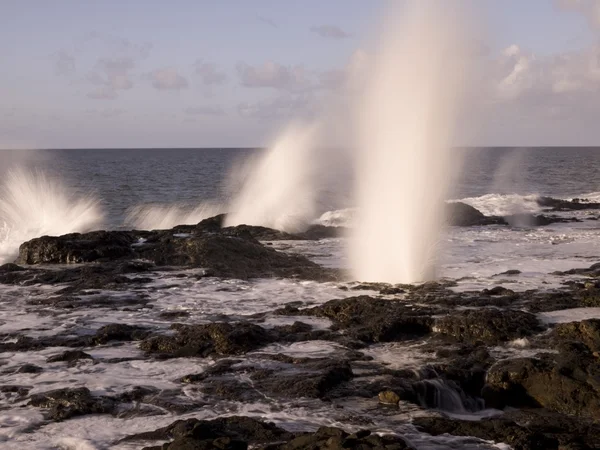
[2,198,600,449]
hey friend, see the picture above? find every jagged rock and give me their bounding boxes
[482,340,600,418]
[537,196,600,211]
[123,416,413,450]
[415,408,600,450]
[46,350,93,363]
[16,230,336,281]
[29,387,116,421]
[277,296,434,343]
[92,323,151,345]
[434,308,543,345]
[140,322,273,358]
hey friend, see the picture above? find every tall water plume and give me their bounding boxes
[0,168,103,263]
[349,1,471,283]
[224,123,318,233]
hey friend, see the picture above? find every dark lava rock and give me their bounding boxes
[504,213,581,227]
[140,322,273,358]
[296,225,346,240]
[415,408,600,450]
[92,323,151,345]
[434,308,543,345]
[0,263,25,272]
[538,196,600,211]
[446,202,506,227]
[251,358,353,399]
[124,416,413,450]
[17,364,43,374]
[552,319,600,352]
[221,224,301,241]
[29,387,116,421]
[16,230,336,281]
[276,426,412,450]
[46,350,94,363]
[17,231,137,264]
[482,341,600,418]
[122,416,294,447]
[277,296,434,344]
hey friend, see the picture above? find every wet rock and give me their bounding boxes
[124,416,412,450]
[538,196,600,211]
[434,308,543,345]
[0,263,25,272]
[414,415,557,450]
[17,231,137,264]
[482,342,600,418]
[46,350,94,363]
[16,229,336,281]
[378,390,400,405]
[415,408,600,450]
[29,387,116,421]
[504,213,581,227]
[278,426,412,450]
[278,296,434,344]
[296,224,345,240]
[140,322,273,358]
[252,358,353,399]
[122,416,295,447]
[17,363,43,374]
[446,202,506,226]
[553,319,600,352]
[92,323,151,345]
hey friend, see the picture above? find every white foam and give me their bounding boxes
[538,307,600,324]
[454,193,541,217]
[0,168,103,264]
[314,208,355,228]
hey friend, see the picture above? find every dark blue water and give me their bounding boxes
[1,147,600,227]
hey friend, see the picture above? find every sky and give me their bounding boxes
[2,0,600,149]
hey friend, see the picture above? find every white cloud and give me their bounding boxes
[310,25,352,39]
[184,106,225,116]
[556,0,600,29]
[87,86,118,100]
[237,94,314,119]
[257,16,277,28]
[236,61,313,91]
[149,68,189,90]
[194,61,227,85]
[54,50,75,75]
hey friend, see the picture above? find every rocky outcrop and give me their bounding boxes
[482,324,600,418]
[277,296,435,344]
[140,322,274,358]
[122,416,413,450]
[434,309,543,345]
[29,387,116,421]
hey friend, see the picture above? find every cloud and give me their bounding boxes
[85,108,124,118]
[237,94,314,119]
[194,61,227,85]
[149,68,189,90]
[236,61,313,91]
[86,56,135,99]
[556,0,600,29]
[184,106,225,116]
[54,50,76,75]
[87,86,118,100]
[257,16,277,28]
[310,25,352,39]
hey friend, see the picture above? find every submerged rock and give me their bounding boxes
[29,387,116,421]
[140,322,274,358]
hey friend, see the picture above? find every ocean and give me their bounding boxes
[2,147,600,449]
